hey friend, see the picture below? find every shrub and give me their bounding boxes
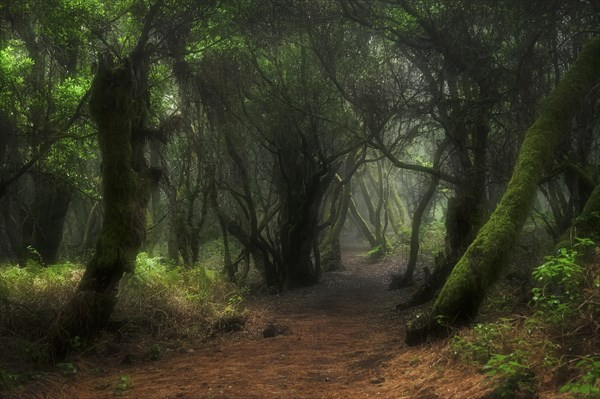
[0,262,82,337]
[450,237,599,397]
[114,252,242,337]
[560,356,600,398]
[530,238,593,325]
[0,252,243,342]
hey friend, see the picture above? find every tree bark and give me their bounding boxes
[220,217,235,282]
[320,154,358,271]
[349,196,378,248]
[321,181,352,271]
[391,138,449,288]
[391,175,438,288]
[24,173,73,265]
[406,37,600,345]
[387,179,407,239]
[48,50,153,358]
[279,173,330,289]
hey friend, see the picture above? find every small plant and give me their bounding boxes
[366,245,386,261]
[25,245,43,266]
[483,353,536,398]
[114,375,132,395]
[560,356,600,398]
[148,343,161,360]
[531,237,594,325]
[56,362,77,377]
[450,320,512,364]
[227,292,244,307]
[0,367,21,391]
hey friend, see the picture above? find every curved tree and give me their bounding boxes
[406,36,600,344]
[48,0,216,358]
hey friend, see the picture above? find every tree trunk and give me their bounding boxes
[358,168,388,252]
[25,173,73,265]
[220,217,235,282]
[349,195,378,248]
[280,177,326,289]
[391,138,449,289]
[320,154,358,271]
[406,37,600,345]
[391,175,438,288]
[320,180,352,271]
[148,141,163,256]
[387,180,406,239]
[48,51,153,358]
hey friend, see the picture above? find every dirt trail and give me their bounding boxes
[20,247,491,399]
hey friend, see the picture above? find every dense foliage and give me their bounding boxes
[0,0,599,396]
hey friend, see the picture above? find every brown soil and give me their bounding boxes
[10,247,495,399]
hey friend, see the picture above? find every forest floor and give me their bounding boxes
[9,244,553,399]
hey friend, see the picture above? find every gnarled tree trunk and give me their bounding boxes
[48,50,153,358]
[406,36,600,344]
[279,172,331,289]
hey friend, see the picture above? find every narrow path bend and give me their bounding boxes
[49,246,489,399]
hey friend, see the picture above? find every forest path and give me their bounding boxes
[45,245,488,399]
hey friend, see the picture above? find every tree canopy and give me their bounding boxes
[0,0,599,371]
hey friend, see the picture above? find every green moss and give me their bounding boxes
[50,54,153,357]
[412,37,600,341]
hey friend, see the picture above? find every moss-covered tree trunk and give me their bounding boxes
[406,37,600,344]
[48,51,152,358]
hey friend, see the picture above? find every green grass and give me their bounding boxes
[0,250,242,336]
[0,249,244,390]
[115,252,242,336]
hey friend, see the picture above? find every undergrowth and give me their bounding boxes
[0,251,243,391]
[450,238,600,398]
[116,252,242,337]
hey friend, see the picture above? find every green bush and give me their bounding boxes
[560,356,600,398]
[530,237,593,325]
[450,320,513,364]
[114,252,241,336]
[450,237,599,397]
[0,252,243,341]
[0,262,82,337]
